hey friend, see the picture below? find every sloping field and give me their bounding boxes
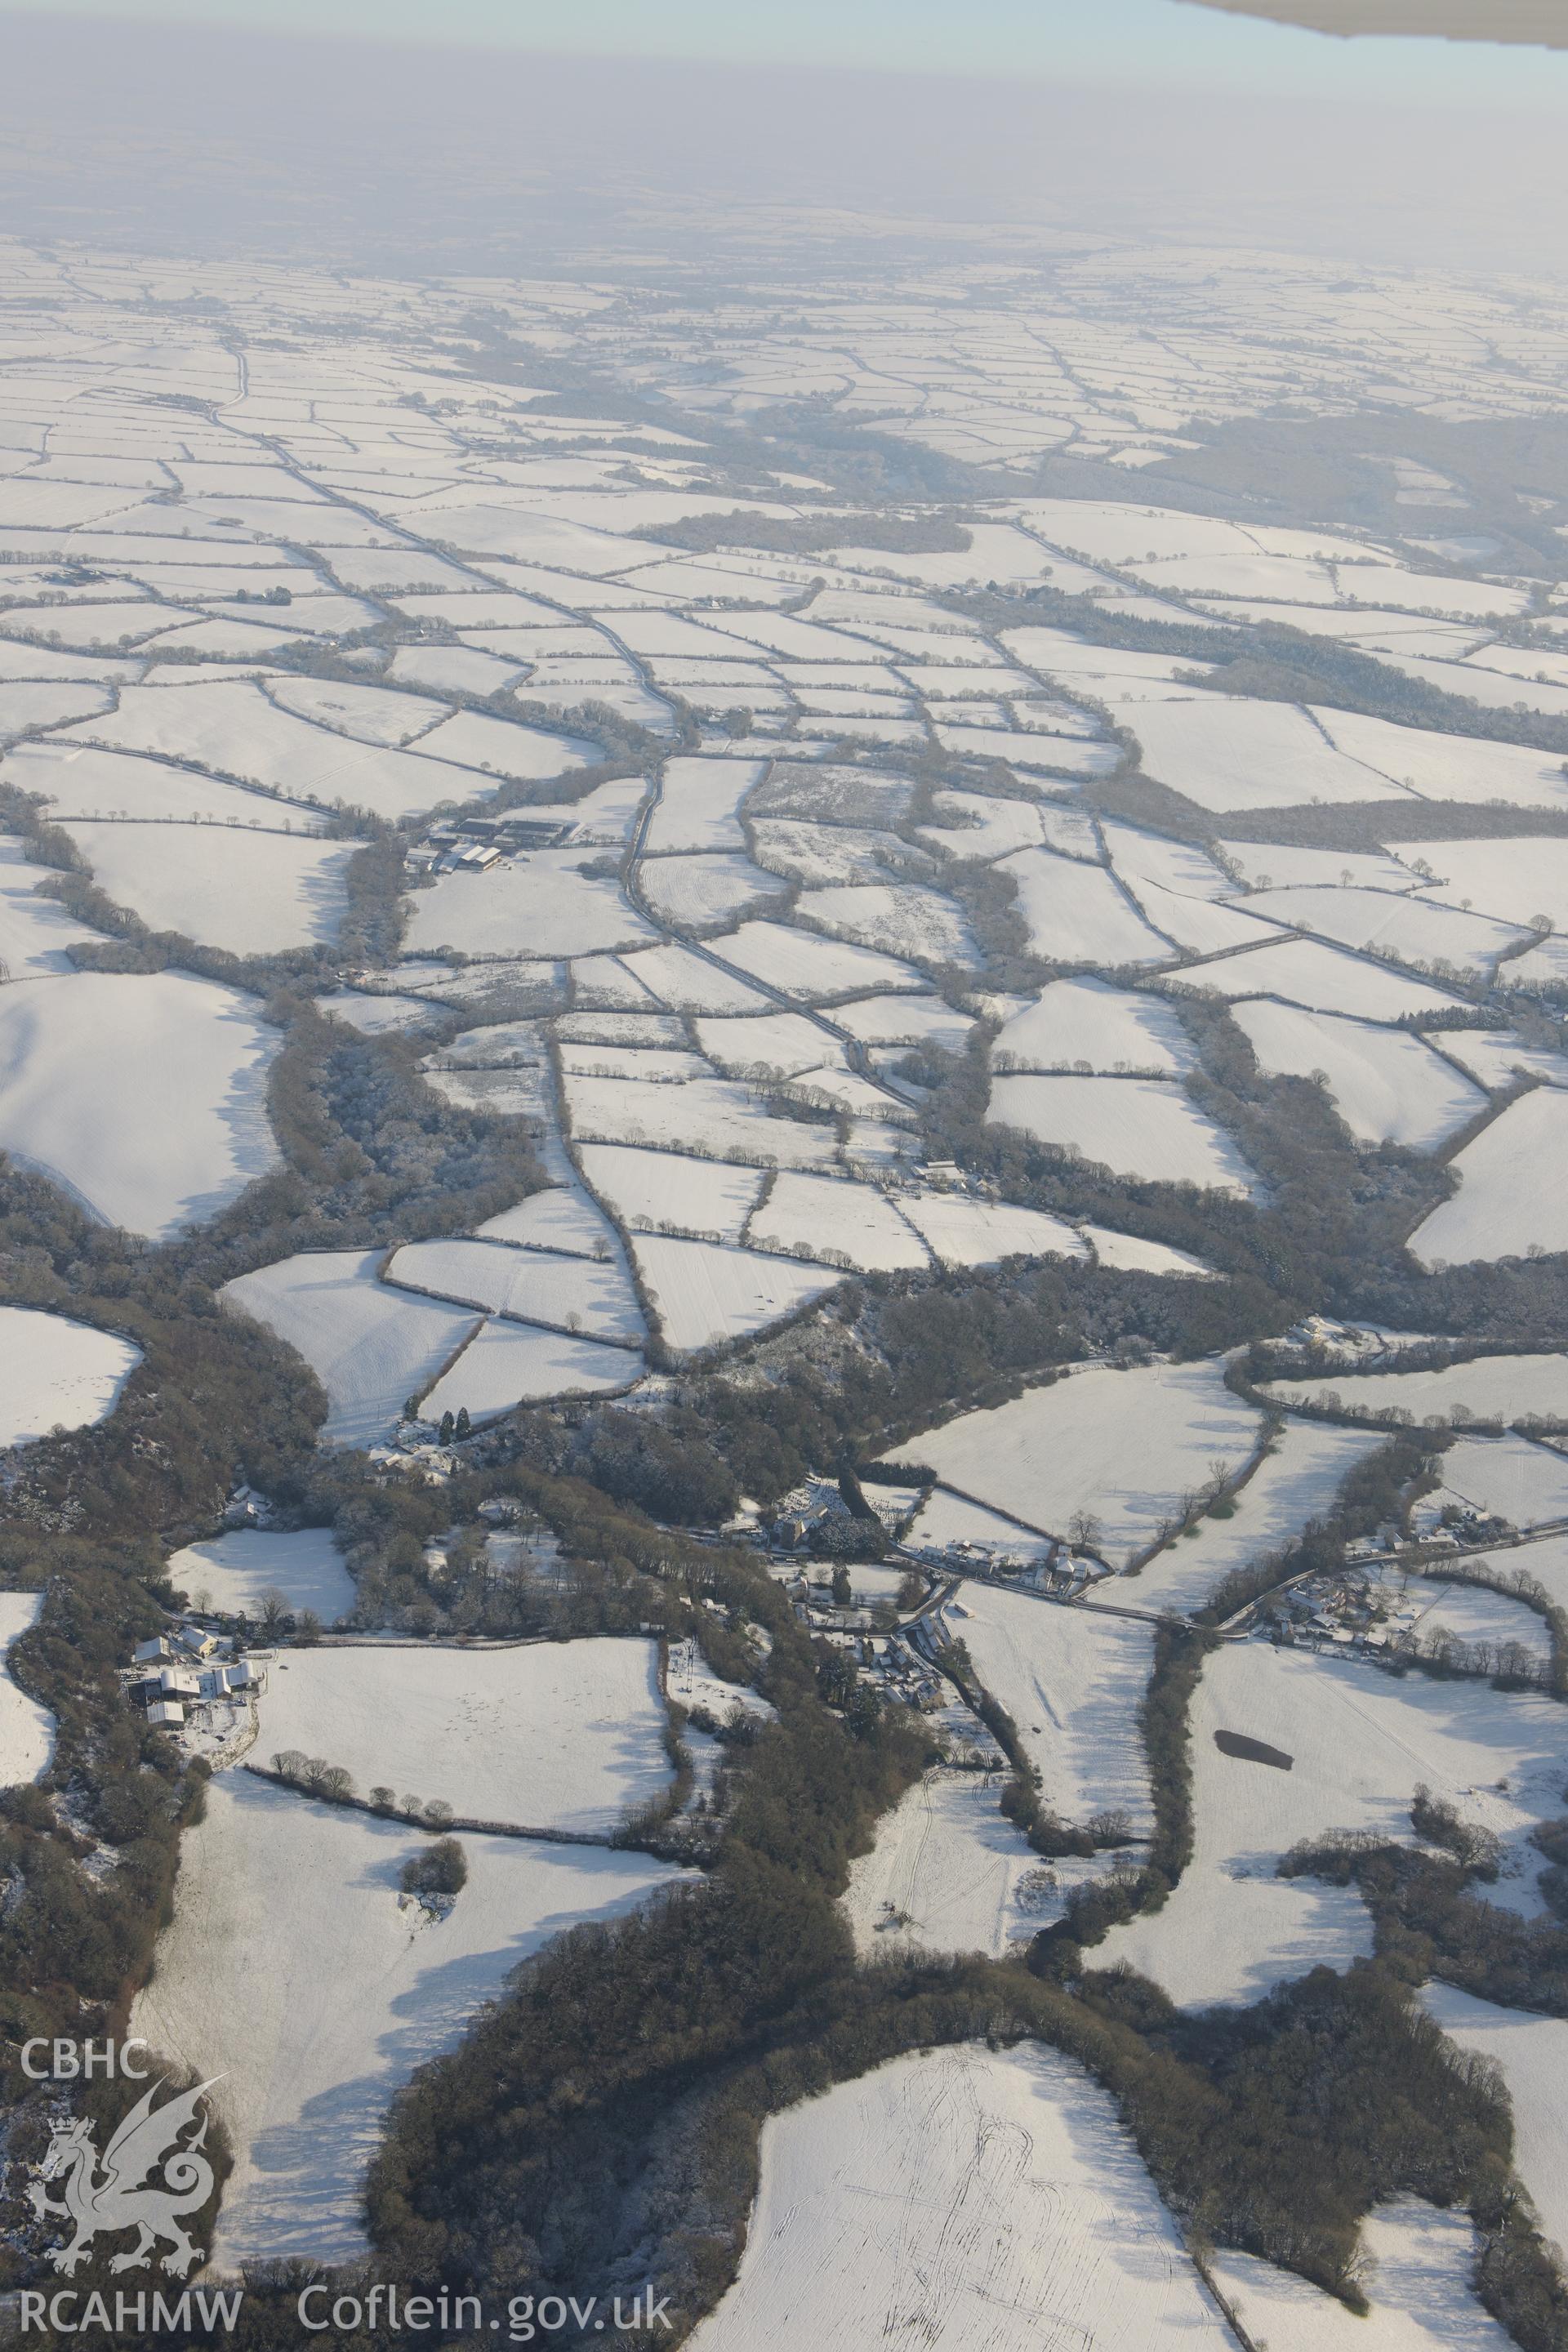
[1168,934,1461,1022]
[256,1636,669,1832]
[1422,1984,1568,2257]
[831,992,975,1049]
[1112,1419,1385,1612]
[0,837,105,977]
[748,1171,930,1271]
[62,678,492,821]
[1410,1578,1551,1663]
[266,675,449,745]
[412,709,593,783]
[1435,1028,1568,1094]
[642,754,765,852]
[165,1529,357,1625]
[639,851,786,929]
[406,857,657,960]
[1210,2198,1515,2352]
[1429,1432,1568,1530]
[1230,1000,1485,1149]
[0,1592,53,1784]
[1262,1352,1568,1427]
[563,1071,840,1168]
[472,1184,617,1255]
[1125,695,1407,813]
[629,1234,843,1351]
[420,1320,638,1422]
[385,1236,644,1344]
[9,740,327,827]
[688,2042,1232,2352]
[991,976,1196,1076]
[897,1191,1087,1269]
[60,821,358,955]
[954,1584,1155,1833]
[131,1776,681,2266]
[987,1073,1257,1194]
[0,1304,140,1449]
[1392,834,1568,933]
[796,881,979,968]
[577,1143,765,1240]
[841,1769,1046,1959]
[221,1250,478,1446]
[0,972,280,1238]
[710,917,924,1001]
[1101,1643,1568,2005]
[902,1360,1261,1567]
[906,1489,1056,1561]
[1320,707,1568,810]
[996,848,1171,964]
[614,941,770,1013]
[1120,875,1284,958]
[1080,1223,1215,1279]
[694,1010,845,1079]
[1408,1091,1568,1268]
[1243,884,1525,978]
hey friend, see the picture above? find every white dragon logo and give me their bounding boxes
[26,2077,220,2278]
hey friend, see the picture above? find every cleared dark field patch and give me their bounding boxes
[1214,1728,1294,1771]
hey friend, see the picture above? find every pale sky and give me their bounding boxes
[9,0,1568,109]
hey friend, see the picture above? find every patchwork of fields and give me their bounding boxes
[6,209,1568,2351]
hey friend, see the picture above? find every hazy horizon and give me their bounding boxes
[0,9,1564,278]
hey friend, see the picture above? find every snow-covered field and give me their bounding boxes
[221,1250,478,1446]
[1244,883,1525,980]
[898,1192,1088,1270]
[420,1320,638,1422]
[688,2042,1233,2352]
[1115,1419,1385,1613]
[256,1636,669,1832]
[905,1488,1056,1562]
[987,1074,1257,1194]
[1427,1432,1568,1530]
[1210,2198,1515,2352]
[564,1070,840,1168]
[406,855,657,960]
[796,880,978,968]
[1408,1091,1568,1268]
[710,917,924,1002]
[841,1769,1040,1959]
[1262,1352,1568,1428]
[996,849,1170,964]
[1101,1642,1568,2006]
[748,1169,930,1271]
[385,1235,644,1343]
[629,1233,843,1351]
[951,1585,1155,1833]
[643,754,765,852]
[0,1304,140,1449]
[59,821,358,956]
[0,1592,53,1784]
[64,678,492,823]
[1407,1576,1551,1662]
[0,837,105,977]
[991,978,1195,1077]
[1230,1001,1485,1150]
[639,852,786,929]
[577,1143,764,1240]
[131,1774,683,2267]
[164,1529,357,1624]
[900,1359,1261,1566]
[0,973,280,1238]
[1422,1984,1568,2256]
[1169,935,1460,1022]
